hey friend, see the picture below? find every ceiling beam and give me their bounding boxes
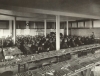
[0,4,100,19]
[0,9,39,18]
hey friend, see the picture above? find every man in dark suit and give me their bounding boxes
[31,42,37,54]
[0,48,5,61]
[75,37,83,46]
[70,38,77,47]
[61,39,68,49]
[44,38,50,52]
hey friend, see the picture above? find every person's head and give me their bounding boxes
[42,43,44,45]
[32,42,35,45]
[65,39,67,42]
[46,38,49,41]
[92,32,94,35]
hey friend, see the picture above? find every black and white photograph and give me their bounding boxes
[0,0,100,76]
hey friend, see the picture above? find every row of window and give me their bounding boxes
[0,20,100,29]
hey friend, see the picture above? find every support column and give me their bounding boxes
[66,21,69,36]
[77,72,83,76]
[86,68,91,76]
[92,66,100,76]
[9,20,12,36]
[82,70,87,76]
[44,20,47,37]
[33,22,37,36]
[13,17,16,45]
[56,15,60,50]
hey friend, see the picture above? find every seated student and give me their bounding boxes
[8,39,13,47]
[30,42,37,54]
[85,37,90,44]
[90,32,95,44]
[42,37,46,43]
[60,39,65,49]
[88,36,92,44]
[78,37,83,45]
[38,39,43,53]
[44,38,50,52]
[90,36,95,44]
[20,41,27,54]
[70,38,77,47]
[61,39,68,49]
[16,41,20,49]
[40,42,45,52]
[52,38,56,50]
[60,39,63,49]
[6,40,11,47]
[3,39,7,47]
[35,42,39,53]
[60,33,63,38]
[91,32,95,39]
[0,40,2,48]
[0,48,4,61]
[81,36,85,45]
[75,37,83,46]
[24,42,32,54]
[67,38,71,47]
[49,40,55,51]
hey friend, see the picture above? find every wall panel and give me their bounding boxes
[71,29,100,38]
[85,21,92,28]
[16,21,26,29]
[0,21,9,29]
[72,22,77,28]
[93,20,100,28]
[78,22,84,28]
[29,22,36,29]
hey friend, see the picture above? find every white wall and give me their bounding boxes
[71,20,100,38]
[71,29,100,37]
[16,29,65,36]
[93,20,100,28]
[2,20,100,38]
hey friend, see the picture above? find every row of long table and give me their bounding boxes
[0,44,100,68]
[16,51,100,76]
[14,44,100,64]
[13,44,100,76]
[0,44,100,75]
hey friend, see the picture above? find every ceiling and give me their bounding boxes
[0,0,100,21]
[0,14,86,21]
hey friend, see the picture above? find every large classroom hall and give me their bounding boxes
[0,0,100,76]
